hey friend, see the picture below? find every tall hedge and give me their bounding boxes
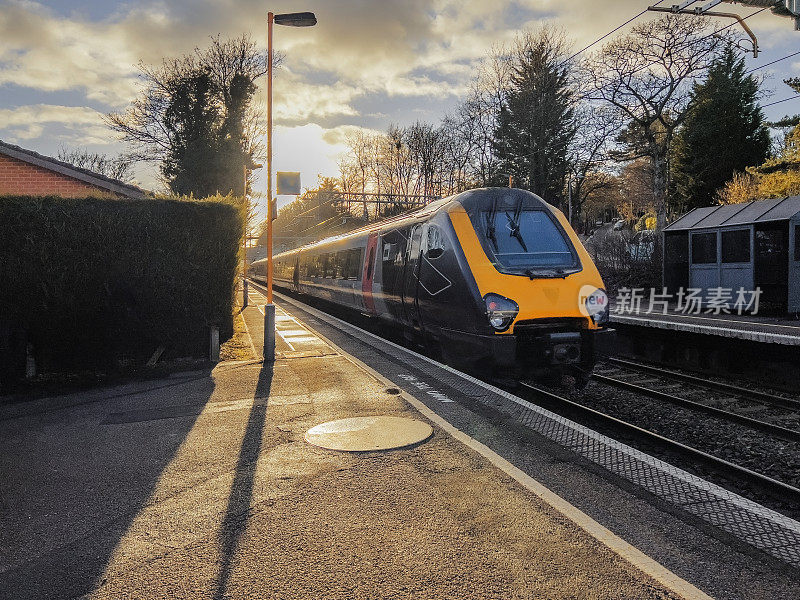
[0,195,243,380]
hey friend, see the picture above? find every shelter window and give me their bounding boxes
[795,225,800,262]
[721,230,750,263]
[691,232,717,264]
[756,227,786,258]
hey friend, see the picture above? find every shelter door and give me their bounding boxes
[689,231,719,297]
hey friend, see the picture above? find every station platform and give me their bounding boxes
[0,285,797,599]
[610,303,800,346]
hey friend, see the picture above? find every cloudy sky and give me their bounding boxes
[1,0,798,212]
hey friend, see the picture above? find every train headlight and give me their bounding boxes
[582,288,609,325]
[484,293,519,332]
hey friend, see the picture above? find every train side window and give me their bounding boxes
[691,232,717,264]
[426,225,445,259]
[335,251,345,279]
[721,229,750,263]
[345,248,361,279]
[795,225,800,262]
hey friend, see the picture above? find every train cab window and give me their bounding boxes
[478,209,575,270]
[721,229,750,263]
[691,232,717,264]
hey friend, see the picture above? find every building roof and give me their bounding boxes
[665,196,800,231]
[0,139,148,200]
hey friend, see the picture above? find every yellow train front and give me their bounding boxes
[254,187,613,383]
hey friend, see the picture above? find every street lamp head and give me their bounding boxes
[274,12,317,27]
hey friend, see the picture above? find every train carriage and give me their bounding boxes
[253,187,613,383]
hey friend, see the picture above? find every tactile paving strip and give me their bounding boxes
[277,293,800,570]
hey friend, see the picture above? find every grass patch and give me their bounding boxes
[220,310,256,362]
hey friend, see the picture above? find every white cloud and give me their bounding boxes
[2,0,799,189]
[0,104,111,143]
[268,71,360,122]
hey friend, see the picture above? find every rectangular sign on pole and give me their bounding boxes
[276,172,301,196]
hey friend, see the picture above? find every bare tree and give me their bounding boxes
[453,47,514,187]
[56,146,135,183]
[566,101,622,226]
[406,121,447,197]
[585,14,734,229]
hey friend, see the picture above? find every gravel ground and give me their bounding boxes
[271,290,800,519]
[559,379,800,519]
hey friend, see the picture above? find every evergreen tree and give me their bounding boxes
[672,46,770,211]
[492,29,575,207]
[161,69,221,197]
[108,35,266,198]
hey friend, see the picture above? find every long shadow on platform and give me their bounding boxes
[213,362,273,600]
[0,369,217,600]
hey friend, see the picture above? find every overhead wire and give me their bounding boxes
[746,50,800,74]
[580,5,771,100]
[559,0,668,67]
[762,94,800,108]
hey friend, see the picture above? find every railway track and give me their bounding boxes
[593,358,800,443]
[252,281,800,510]
[518,381,800,506]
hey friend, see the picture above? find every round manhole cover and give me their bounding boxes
[305,416,433,452]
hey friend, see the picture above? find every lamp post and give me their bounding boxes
[264,10,316,361]
[567,172,584,228]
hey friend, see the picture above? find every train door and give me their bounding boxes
[401,224,424,333]
[361,233,378,313]
[379,229,409,323]
[292,252,301,290]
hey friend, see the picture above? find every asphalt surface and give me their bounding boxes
[0,297,687,599]
[265,287,800,600]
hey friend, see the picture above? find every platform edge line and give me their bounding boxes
[276,295,715,600]
[268,289,794,526]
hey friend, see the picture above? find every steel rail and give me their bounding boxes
[606,357,800,411]
[519,381,800,504]
[249,277,800,503]
[592,373,800,443]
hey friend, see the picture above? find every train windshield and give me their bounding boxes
[477,209,579,275]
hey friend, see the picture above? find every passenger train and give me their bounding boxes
[252,187,612,383]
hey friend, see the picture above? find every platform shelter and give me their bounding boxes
[663,196,800,313]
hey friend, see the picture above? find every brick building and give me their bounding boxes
[0,140,146,199]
